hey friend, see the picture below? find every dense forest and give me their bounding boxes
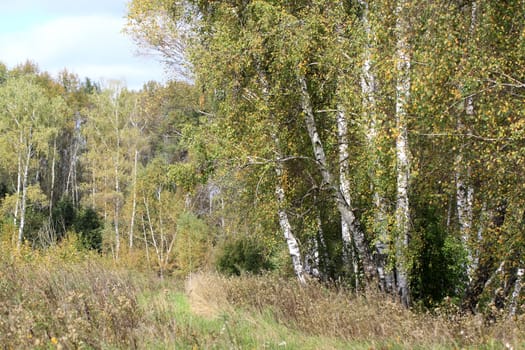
[1,0,524,337]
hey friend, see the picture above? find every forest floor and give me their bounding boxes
[0,241,523,349]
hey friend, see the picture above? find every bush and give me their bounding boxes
[410,204,468,307]
[49,198,102,252]
[174,212,212,275]
[74,207,103,252]
[215,235,273,276]
[52,197,76,237]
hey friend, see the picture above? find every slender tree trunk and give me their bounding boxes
[299,75,376,282]
[144,195,162,278]
[456,0,478,282]
[310,192,331,280]
[358,0,393,292]
[114,106,121,259]
[66,114,82,205]
[456,161,474,278]
[257,68,306,284]
[394,0,412,307]
[334,9,358,282]
[14,129,25,228]
[14,146,22,228]
[49,138,57,223]
[129,149,139,249]
[509,267,524,317]
[18,142,32,248]
[463,202,507,312]
[103,175,108,222]
[304,234,320,279]
[67,141,80,205]
[141,215,151,270]
[317,213,330,280]
[304,209,327,279]
[275,155,306,285]
[337,104,359,284]
[157,186,165,278]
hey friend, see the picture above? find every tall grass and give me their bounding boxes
[1,238,523,349]
[0,250,143,347]
[187,273,525,349]
[0,239,353,349]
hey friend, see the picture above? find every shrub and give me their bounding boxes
[410,204,468,307]
[74,207,102,252]
[174,212,212,275]
[215,235,273,276]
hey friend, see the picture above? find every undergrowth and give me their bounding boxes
[0,238,524,349]
[187,273,525,349]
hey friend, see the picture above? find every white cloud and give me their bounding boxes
[0,12,166,90]
[0,0,126,17]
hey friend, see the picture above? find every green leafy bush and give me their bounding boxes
[74,207,103,252]
[215,235,273,276]
[174,212,213,275]
[410,204,468,307]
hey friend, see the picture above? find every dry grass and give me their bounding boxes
[186,272,231,318]
[186,272,525,349]
[0,260,144,348]
[1,237,523,349]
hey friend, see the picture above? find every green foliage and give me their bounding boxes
[0,0,522,324]
[215,234,274,276]
[74,207,103,252]
[52,197,77,238]
[0,62,6,84]
[49,198,103,252]
[410,204,468,307]
[174,212,213,275]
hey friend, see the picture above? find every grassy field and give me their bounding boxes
[0,241,523,349]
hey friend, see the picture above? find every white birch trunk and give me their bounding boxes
[91,159,96,208]
[141,215,151,270]
[337,105,359,284]
[129,149,139,249]
[144,195,162,278]
[157,187,166,279]
[257,68,307,284]
[316,209,329,279]
[68,141,80,205]
[473,202,488,272]
[456,0,478,282]
[66,114,81,204]
[456,161,474,278]
[14,155,21,227]
[14,131,23,227]
[18,142,32,248]
[114,105,121,259]
[275,158,306,285]
[299,75,376,282]
[394,0,411,307]
[49,137,57,222]
[304,234,320,279]
[359,0,393,292]
[509,267,524,317]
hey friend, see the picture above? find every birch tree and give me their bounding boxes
[258,68,306,283]
[82,83,136,259]
[455,0,478,281]
[0,76,64,247]
[358,0,393,291]
[394,0,412,307]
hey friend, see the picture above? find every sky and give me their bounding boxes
[0,0,166,90]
